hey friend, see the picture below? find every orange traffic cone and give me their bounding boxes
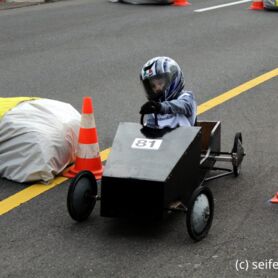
[270,192,278,204]
[173,0,191,6]
[64,96,103,180]
[249,0,264,10]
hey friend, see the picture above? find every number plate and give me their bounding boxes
[131,138,162,150]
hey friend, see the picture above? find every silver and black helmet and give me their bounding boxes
[140,56,185,101]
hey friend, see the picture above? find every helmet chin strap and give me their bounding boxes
[148,91,162,101]
[163,90,167,101]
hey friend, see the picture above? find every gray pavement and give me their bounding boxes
[0,2,39,10]
[0,0,67,10]
[0,0,278,277]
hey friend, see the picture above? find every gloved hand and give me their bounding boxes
[140,101,161,115]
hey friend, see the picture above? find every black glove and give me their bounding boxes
[140,101,161,115]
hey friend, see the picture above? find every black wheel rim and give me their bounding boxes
[67,171,97,222]
[232,132,244,177]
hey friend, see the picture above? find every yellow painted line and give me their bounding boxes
[100,147,111,162]
[0,68,277,216]
[0,176,67,216]
[197,68,278,115]
[0,151,110,216]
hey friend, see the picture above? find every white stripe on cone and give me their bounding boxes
[77,143,100,159]
[81,114,96,129]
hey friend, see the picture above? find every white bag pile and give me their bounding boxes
[0,98,81,183]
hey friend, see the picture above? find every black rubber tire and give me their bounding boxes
[186,186,214,241]
[67,171,97,222]
[232,132,243,177]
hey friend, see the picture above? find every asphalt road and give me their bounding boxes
[0,0,278,277]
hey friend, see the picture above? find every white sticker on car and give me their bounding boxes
[131,138,162,150]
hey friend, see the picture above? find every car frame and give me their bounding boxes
[66,117,245,241]
[264,0,278,10]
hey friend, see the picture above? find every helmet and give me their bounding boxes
[140,57,185,101]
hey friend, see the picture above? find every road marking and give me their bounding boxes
[194,0,252,13]
[0,68,277,216]
[197,68,278,114]
[0,149,111,216]
[0,177,68,216]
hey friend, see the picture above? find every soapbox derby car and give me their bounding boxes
[263,0,278,10]
[67,116,245,241]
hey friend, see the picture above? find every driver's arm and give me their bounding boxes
[160,91,196,117]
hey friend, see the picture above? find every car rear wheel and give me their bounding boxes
[186,186,214,241]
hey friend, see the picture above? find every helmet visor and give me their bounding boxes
[142,73,171,101]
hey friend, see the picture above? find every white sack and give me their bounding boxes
[0,99,81,183]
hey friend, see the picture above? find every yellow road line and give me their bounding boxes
[100,147,111,162]
[197,68,278,115]
[0,152,111,216]
[0,177,67,216]
[0,68,277,216]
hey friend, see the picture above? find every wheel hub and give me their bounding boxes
[191,194,210,234]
